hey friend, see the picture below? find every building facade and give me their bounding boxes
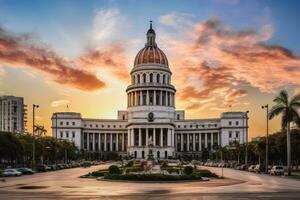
[0,96,27,133]
[52,23,248,159]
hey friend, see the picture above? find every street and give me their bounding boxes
[0,165,299,199]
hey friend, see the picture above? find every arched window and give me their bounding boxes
[150,73,153,83]
[137,74,140,84]
[157,74,160,83]
[143,73,146,83]
[163,74,165,84]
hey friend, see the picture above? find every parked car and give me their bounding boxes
[270,165,284,176]
[17,168,34,175]
[254,164,266,173]
[48,165,57,171]
[248,165,256,172]
[3,169,22,177]
[37,164,51,172]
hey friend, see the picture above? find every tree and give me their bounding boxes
[269,89,300,175]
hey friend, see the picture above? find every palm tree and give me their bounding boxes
[269,89,300,175]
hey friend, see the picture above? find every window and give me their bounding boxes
[137,74,140,83]
[66,131,69,138]
[96,124,98,128]
[236,131,239,138]
[66,121,69,125]
[72,122,75,125]
[157,74,160,83]
[229,131,232,138]
[72,132,75,138]
[150,73,153,83]
[236,121,239,125]
[143,73,146,83]
[122,115,125,120]
[90,124,92,127]
[190,125,193,128]
[133,75,135,84]
[60,131,63,138]
[177,114,180,120]
[229,121,232,126]
[163,74,165,84]
[60,121,63,125]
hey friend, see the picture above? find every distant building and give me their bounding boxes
[52,23,249,159]
[0,96,27,133]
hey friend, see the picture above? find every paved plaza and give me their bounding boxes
[0,164,300,199]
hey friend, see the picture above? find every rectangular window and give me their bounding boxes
[229,131,232,138]
[60,121,63,125]
[72,132,75,138]
[229,121,232,126]
[236,121,239,125]
[236,131,239,138]
[66,121,69,125]
[60,131,63,138]
[72,122,75,125]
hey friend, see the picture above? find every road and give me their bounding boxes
[0,165,299,199]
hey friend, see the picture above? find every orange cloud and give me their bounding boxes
[0,26,128,91]
[165,19,300,110]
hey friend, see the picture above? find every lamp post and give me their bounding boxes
[244,111,249,168]
[262,104,269,174]
[32,104,39,169]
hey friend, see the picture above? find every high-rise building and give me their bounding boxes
[0,96,27,133]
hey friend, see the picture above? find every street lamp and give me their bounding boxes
[244,111,249,168]
[262,104,269,174]
[32,104,39,169]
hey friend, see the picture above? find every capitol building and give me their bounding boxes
[52,23,248,160]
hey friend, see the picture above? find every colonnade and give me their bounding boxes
[127,90,175,107]
[83,132,127,152]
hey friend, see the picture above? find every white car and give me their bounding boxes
[270,165,284,176]
[3,169,22,177]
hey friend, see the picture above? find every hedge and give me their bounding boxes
[104,173,203,181]
[89,169,108,177]
[125,166,143,173]
[194,169,218,177]
[109,165,120,174]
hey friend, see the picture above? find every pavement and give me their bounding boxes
[0,164,299,199]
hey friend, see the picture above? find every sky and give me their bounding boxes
[0,0,300,139]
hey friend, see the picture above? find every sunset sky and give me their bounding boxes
[1,0,300,139]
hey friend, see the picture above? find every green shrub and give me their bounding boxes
[161,162,168,168]
[194,169,218,177]
[125,160,134,167]
[108,165,120,174]
[183,166,194,175]
[90,169,108,177]
[81,161,92,168]
[161,166,180,174]
[125,166,143,173]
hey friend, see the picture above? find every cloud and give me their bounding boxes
[51,99,70,107]
[163,18,300,111]
[159,12,194,29]
[91,8,124,44]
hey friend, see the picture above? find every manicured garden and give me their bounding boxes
[83,160,217,181]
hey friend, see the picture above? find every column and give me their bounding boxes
[146,128,149,146]
[211,133,213,150]
[166,92,169,106]
[99,133,101,152]
[104,133,107,151]
[160,128,163,147]
[217,132,220,146]
[139,128,142,147]
[167,129,171,146]
[205,133,208,149]
[160,90,162,105]
[110,133,113,151]
[140,91,143,105]
[181,133,183,151]
[93,133,95,151]
[199,133,202,151]
[122,133,125,151]
[146,90,149,105]
[171,129,174,147]
[193,133,195,152]
[153,128,156,146]
[187,134,190,151]
[131,129,134,146]
[116,133,119,151]
[154,90,156,105]
[86,133,90,151]
[127,129,130,147]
